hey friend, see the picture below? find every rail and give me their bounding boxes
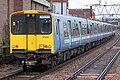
[96,50,120,80]
[0,68,23,80]
[0,45,13,65]
[65,37,120,80]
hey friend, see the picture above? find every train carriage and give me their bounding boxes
[10,10,115,70]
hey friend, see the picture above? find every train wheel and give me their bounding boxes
[50,55,57,68]
[66,51,71,60]
[81,46,85,53]
[74,49,78,56]
[57,53,64,64]
[88,44,91,50]
[85,45,88,51]
[63,52,67,61]
[78,47,81,54]
[51,59,54,68]
[70,50,74,58]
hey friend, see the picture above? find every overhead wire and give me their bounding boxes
[69,0,120,19]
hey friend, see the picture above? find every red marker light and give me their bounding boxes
[16,45,18,48]
[44,45,48,48]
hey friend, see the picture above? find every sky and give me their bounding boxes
[69,0,120,19]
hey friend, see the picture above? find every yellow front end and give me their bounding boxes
[10,10,54,59]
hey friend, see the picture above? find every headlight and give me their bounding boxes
[40,44,44,48]
[12,45,15,48]
[40,44,51,48]
[48,45,51,48]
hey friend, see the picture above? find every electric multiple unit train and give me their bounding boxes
[10,10,115,69]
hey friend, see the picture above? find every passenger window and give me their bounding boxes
[72,23,79,36]
[94,24,97,33]
[63,22,69,37]
[82,24,87,35]
[76,24,79,35]
[98,24,101,33]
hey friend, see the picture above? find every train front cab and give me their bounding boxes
[10,10,55,68]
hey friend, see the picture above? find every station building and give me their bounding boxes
[47,0,69,15]
[0,0,50,44]
[69,9,95,19]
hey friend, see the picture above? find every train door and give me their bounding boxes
[26,15,37,50]
[56,19,61,49]
[67,20,72,48]
[79,22,82,43]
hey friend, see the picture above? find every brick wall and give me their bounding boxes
[23,0,31,10]
[0,0,8,43]
[44,7,48,11]
[14,0,23,12]
[32,2,36,10]
[36,3,43,10]
[9,0,14,16]
[69,9,95,19]
[31,1,48,11]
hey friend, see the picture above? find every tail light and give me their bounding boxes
[12,45,19,48]
[16,45,18,48]
[40,44,51,49]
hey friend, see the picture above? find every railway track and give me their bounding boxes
[0,45,18,65]
[0,36,117,80]
[65,37,120,80]
[0,55,18,65]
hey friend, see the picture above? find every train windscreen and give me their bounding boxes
[11,14,52,34]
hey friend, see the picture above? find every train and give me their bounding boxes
[10,10,115,70]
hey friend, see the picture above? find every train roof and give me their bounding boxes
[51,13,114,25]
[51,13,87,20]
[11,10,114,26]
